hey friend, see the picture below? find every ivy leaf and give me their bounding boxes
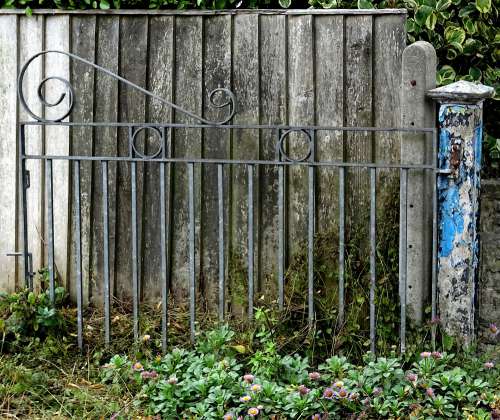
[415,5,433,25]
[468,67,482,81]
[99,0,110,9]
[458,3,477,17]
[425,12,437,30]
[358,0,374,8]
[475,0,491,13]
[463,18,476,34]
[406,18,420,34]
[279,0,291,8]
[445,26,466,44]
[435,0,451,11]
[24,5,32,15]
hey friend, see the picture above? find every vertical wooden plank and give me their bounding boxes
[201,15,231,311]
[345,16,373,228]
[143,16,174,301]
[315,15,344,234]
[115,16,148,300]
[19,16,44,289]
[259,14,286,293]
[171,16,203,304]
[287,15,314,258]
[45,16,70,288]
[91,16,119,306]
[0,16,18,293]
[373,15,405,167]
[231,14,259,316]
[70,15,96,306]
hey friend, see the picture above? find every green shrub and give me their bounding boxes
[101,326,500,419]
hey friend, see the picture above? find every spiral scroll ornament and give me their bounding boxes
[18,50,237,125]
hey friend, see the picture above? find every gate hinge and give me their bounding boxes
[24,170,30,189]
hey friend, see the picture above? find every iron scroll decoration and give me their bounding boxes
[17,50,237,125]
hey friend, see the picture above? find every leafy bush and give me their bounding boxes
[0,284,67,350]
[101,326,500,419]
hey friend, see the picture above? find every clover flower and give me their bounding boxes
[140,370,158,379]
[298,384,310,395]
[243,374,255,383]
[132,362,144,371]
[223,413,235,420]
[431,351,442,359]
[248,407,259,417]
[426,387,435,398]
[250,384,262,393]
[323,387,335,399]
[489,323,499,336]
[484,361,495,369]
[311,415,322,420]
[420,351,432,358]
[240,395,252,403]
[142,334,151,342]
[361,397,371,406]
[372,387,382,396]
[333,380,344,389]
[348,392,359,401]
[406,372,418,383]
[309,371,321,381]
[167,375,178,385]
[337,388,349,399]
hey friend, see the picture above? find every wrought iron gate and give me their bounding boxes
[17,50,440,354]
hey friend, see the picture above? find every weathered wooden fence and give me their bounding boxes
[0,9,410,311]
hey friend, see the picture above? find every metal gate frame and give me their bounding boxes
[17,50,442,353]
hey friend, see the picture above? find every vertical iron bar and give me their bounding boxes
[131,161,139,341]
[74,161,83,350]
[188,162,196,343]
[369,167,376,354]
[102,161,111,346]
[399,168,408,353]
[218,164,225,321]
[338,167,345,325]
[19,125,32,289]
[45,159,55,303]
[431,129,438,349]
[247,164,254,320]
[160,162,168,352]
[278,164,285,310]
[307,156,315,326]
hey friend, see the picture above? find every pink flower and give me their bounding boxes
[309,371,321,381]
[311,415,322,420]
[243,374,255,383]
[223,414,234,420]
[372,387,382,396]
[250,384,262,393]
[420,351,432,358]
[240,395,252,403]
[484,361,495,369]
[323,387,334,399]
[337,388,349,399]
[406,372,418,382]
[247,407,259,417]
[298,384,310,395]
[489,323,499,336]
[431,351,442,359]
[140,370,158,379]
[132,362,144,371]
[426,387,435,398]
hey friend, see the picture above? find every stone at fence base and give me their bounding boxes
[427,81,494,347]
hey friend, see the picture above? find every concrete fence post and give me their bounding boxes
[401,41,436,325]
[427,81,494,346]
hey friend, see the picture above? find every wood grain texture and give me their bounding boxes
[287,15,314,257]
[201,15,232,311]
[69,15,96,305]
[0,16,18,293]
[259,14,286,294]
[171,16,203,303]
[315,15,344,233]
[91,16,119,306]
[19,16,44,290]
[44,16,70,288]
[344,15,373,230]
[142,16,174,302]
[231,13,259,317]
[115,16,148,299]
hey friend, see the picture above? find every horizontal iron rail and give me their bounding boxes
[20,121,437,133]
[23,155,443,171]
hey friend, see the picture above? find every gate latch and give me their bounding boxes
[24,170,30,189]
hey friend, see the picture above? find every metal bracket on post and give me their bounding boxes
[5,251,34,290]
[428,80,494,347]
